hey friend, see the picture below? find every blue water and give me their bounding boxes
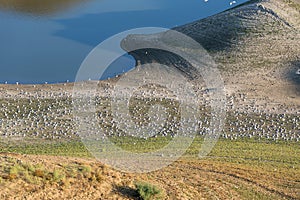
[0,0,248,84]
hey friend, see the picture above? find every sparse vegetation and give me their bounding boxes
[0,137,297,198]
[0,157,106,186]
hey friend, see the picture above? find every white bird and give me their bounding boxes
[230,1,237,6]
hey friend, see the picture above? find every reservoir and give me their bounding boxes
[0,0,248,84]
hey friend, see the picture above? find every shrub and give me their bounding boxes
[135,182,163,200]
[95,169,104,182]
[8,165,23,180]
[52,169,65,182]
[9,166,19,176]
[24,163,36,173]
[24,171,35,184]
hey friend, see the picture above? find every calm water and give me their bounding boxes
[0,0,248,84]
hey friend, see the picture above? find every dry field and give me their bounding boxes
[0,138,299,199]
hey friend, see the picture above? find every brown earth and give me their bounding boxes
[0,153,299,200]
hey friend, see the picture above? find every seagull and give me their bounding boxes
[230,1,236,5]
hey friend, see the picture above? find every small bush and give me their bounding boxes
[8,165,23,180]
[24,163,36,173]
[9,166,19,176]
[52,169,65,182]
[135,182,163,200]
[65,165,77,178]
[95,169,104,182]
[24,171,35,184]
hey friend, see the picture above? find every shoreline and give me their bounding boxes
[0,70,299,116]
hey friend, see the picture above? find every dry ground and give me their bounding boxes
[0,152,299,200]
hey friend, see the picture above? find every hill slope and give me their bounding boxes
[122,0,300,113]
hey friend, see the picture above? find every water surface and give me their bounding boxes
[0,0,248,84]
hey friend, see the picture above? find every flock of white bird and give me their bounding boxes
[204,0,236,6]
[0,84,299,143]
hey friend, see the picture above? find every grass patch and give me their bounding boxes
[0,137,299,171]
[0,140,91,158]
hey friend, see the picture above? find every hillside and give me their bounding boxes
[122,0,300,114]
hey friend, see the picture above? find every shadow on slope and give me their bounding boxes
[286,60,300,96]
[113,185,140,200]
